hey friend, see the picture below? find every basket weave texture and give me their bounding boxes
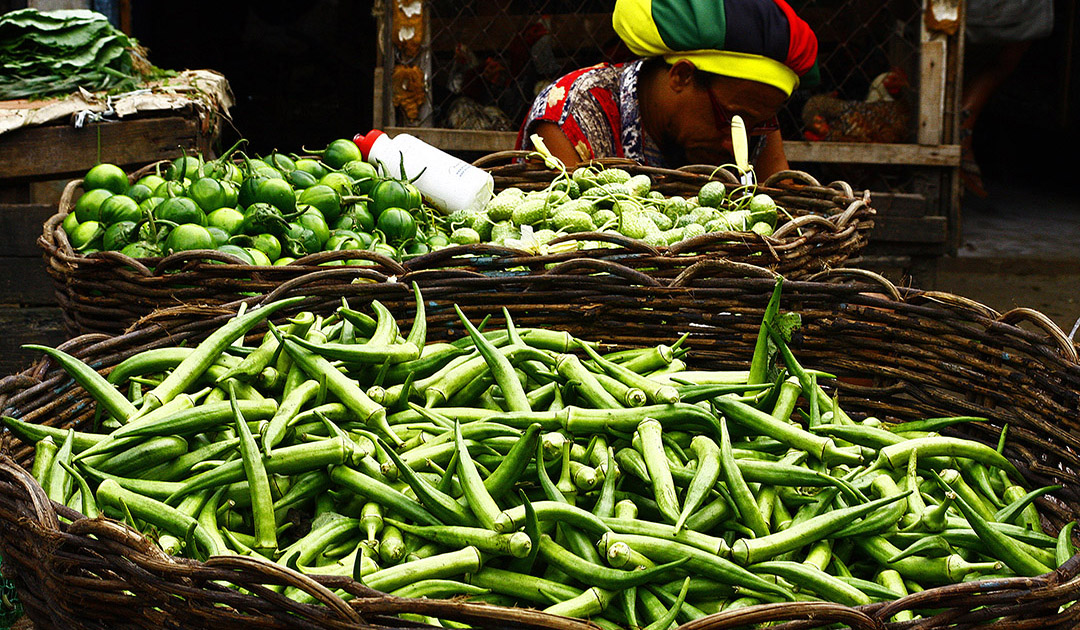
[38,155,874,339]
[3,263,1079,629]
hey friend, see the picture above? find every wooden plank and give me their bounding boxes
[785,141,960,166]
[0,256,56,306]
[386,127,518,153]
[373,67,385,129]
[387,128,964,167]
[868,215,949,244]
[0,306,68,378]
[0,203,54,257]
[865,192,929,218]
[918,39,948,145]
[0,114,203,182]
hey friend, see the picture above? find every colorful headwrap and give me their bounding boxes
[613,0,819,96]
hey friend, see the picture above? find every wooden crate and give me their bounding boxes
[0,109,220,376]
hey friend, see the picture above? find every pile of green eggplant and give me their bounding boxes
[6,281,1072,628]
[61,138,447,264]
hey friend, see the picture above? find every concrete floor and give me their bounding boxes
[932,177,1080,339]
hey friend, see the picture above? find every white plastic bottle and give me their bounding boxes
[353,130,494,214]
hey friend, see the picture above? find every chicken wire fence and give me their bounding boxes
[377,0,929,192]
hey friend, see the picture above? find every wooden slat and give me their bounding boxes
[385,128,963,167]
[0,306,67,377]
[0,256,56,307]
[0,202,57,308]
[865,192,928,218]
[0,203,54,257]
[785,141,960,166]
[869,215,949,244]
[0,114,206,183]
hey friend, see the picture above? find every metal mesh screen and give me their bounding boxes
[785,0,926,194]
[382,0,928,177]
[409,0,622,132]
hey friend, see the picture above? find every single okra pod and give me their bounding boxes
[23,344,138,423]
[387,518,533,558]
[635,418,681,526]
[362,546,483,593]
[133,297,304,418]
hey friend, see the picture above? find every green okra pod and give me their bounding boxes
[719,416,771,539]
[387,518,533,558]
[933,470,1051,577]
[133,296,304,418]
[23,344,138,423]
[730,490,911,566]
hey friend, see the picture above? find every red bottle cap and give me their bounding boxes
[352,130,386,160]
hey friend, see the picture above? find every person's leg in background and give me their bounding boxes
[959,39,1033,198]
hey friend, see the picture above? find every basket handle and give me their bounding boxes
[769,213,838,240]
[911,290,1002,320]
[79,250,158,277]
[667,231,777,260]
[997,307,1079,364]
[674,164,742,184]
[827,179,857,197]
[129,159,170,182]
[834,197,873,228]
[401,242,536,272]
[258,267,396,305]
[804,268,904,302]
[675,600,881,630]
[203,555,364,625]
[670,259,780,287]
[762,169,823,189]
[58,177,83,216]
[289,249,408,275]
[472,149,533,168]
[149,249,273,276]
[541,258,664,287]
[547,231,662,256]
[349,591,605,630]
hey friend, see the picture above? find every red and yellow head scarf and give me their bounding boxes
[613,0,819,96]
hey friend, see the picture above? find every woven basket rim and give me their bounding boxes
[3,263,1080,629]
[40,161,874,270]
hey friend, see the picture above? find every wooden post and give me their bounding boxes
[919,0,961,145]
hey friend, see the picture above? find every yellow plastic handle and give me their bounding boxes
[731,115,750,174]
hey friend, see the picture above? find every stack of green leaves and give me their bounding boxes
[0,8,167,100]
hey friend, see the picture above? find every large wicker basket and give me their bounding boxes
[2,261,1080,629]
[38,155,874,338]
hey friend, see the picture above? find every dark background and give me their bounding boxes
[129,0,378,157]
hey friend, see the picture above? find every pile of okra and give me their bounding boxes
[7,279,1075,629]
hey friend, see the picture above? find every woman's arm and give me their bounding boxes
[754,129,789,179]
[530,121,582,170]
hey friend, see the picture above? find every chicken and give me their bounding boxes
[801,68,912,144]
[443,43,514,130]
[445,96,514,131]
